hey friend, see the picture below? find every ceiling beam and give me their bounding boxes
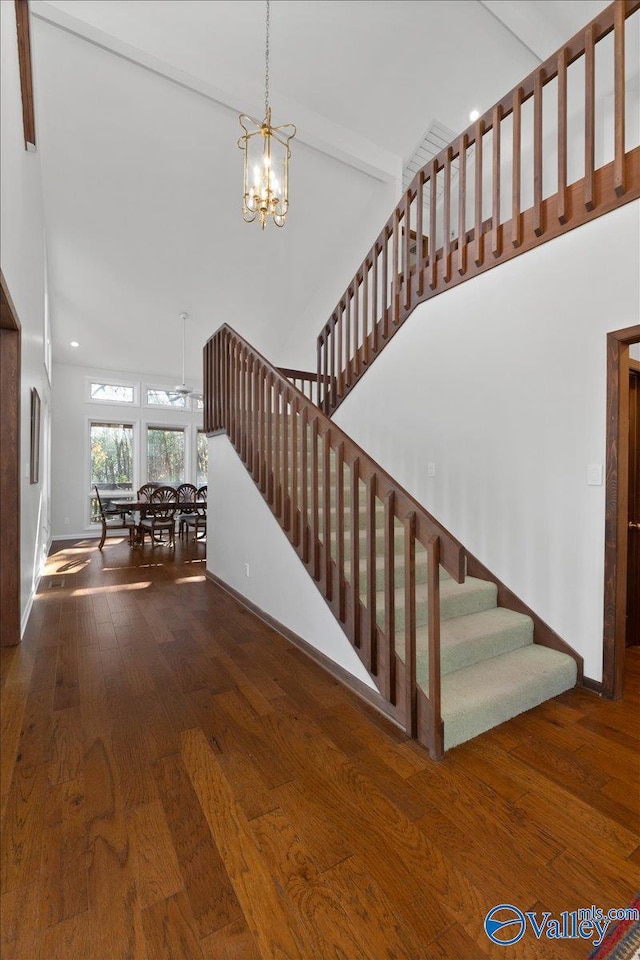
[14,0,36,149]
[30,0,402,186]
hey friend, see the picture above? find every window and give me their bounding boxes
[147,427,185,485]
[89,379,137,404]
[196,431,208,487]
[146,388,187,409]
[90,421,134,521]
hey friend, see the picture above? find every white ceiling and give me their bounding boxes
[29,0,610,384]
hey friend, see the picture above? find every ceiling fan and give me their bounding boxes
[174,312,196,398]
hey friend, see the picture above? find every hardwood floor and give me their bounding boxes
[1,535,638,959]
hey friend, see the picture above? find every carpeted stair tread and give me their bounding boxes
[391,576,497,627]
[440,645,577,750]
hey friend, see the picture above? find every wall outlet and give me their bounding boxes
[427,462,436,478]
[64,517,70,525]
[244,563,250,578]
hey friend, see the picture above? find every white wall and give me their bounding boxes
[1,1,51,635]
[334,200,640,683]
[51,363,204,539]
[207,435,374,688]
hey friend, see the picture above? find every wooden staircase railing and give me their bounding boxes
[205,325,467,758]
[317,0,640,415]
[277,368,332,407]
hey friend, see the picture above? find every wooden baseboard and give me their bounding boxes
[465,550,585,683]
[580,675,604,695]
[204,569,401,728]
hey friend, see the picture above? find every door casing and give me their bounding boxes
[0,272,22,647]
[603,324,640,698]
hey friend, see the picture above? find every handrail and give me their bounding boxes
[205,324,459,757]
[277,367,333,407]
[316,0,640,414]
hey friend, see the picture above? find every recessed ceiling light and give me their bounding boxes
[469,110,480,123]
[70,341,80,347]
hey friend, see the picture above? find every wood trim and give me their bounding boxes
[603,323,640,699]
[0,272,21,331]
[581,675,604,695]
[403,511,417,737]
[425,535,443,759]
[465,549,584,681]
[277,368,330,383]
[14,0,36,149]
[0,272,22,647]
[204,569,401,728]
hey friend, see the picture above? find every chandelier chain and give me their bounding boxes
[264,0,270,117]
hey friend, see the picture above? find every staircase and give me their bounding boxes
[203,2,640,757]
[319,430,576,752]
[204,329,579,758]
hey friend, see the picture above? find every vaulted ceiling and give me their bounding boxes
[30,0,610,385]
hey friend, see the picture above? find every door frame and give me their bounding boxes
[0,272,22,646]
[603,323,640,699]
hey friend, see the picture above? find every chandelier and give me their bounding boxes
[238,0,296,229]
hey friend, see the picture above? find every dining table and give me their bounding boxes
[107,499,207,547]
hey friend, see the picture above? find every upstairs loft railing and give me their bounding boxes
[205,325,467,759]
[277,367,329,407]
[317,0,640,415]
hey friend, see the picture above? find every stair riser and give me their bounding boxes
[416,621,533,680]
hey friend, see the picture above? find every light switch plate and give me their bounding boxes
[427,462,436,478]
[587,463,603,486]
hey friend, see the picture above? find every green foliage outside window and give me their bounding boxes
[147,428,185,485]
[90,422,134,521]
[91,422,133,488]
[197,432,208,487]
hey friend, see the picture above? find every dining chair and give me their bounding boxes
[184,485,207,541]
[94,486,135,550]
[139,486,178,548]
[137,483,159,501]
[176,482,198,539]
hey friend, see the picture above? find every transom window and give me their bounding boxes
[146,388,188,409]
[89,380,137,404]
